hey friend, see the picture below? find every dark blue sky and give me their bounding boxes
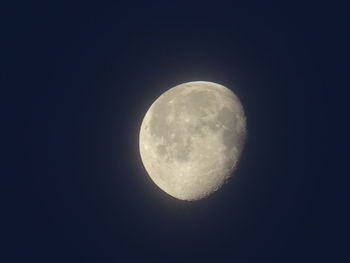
[6,1,340,262]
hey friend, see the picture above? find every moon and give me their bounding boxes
[139,81,246,201]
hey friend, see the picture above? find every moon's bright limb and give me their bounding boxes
[139,81,246,201]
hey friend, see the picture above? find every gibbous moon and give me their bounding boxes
[139,81,246,201]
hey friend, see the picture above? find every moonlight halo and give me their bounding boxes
[139,81,246,201]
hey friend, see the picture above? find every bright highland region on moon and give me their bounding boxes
[139,81,246,201]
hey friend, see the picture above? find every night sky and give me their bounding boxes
[7,1,340,262]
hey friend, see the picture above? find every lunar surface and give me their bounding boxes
[139,81,246,201]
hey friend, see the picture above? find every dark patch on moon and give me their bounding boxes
[181,89,217,117]
[217,107,236,150]
[157,144,167,155]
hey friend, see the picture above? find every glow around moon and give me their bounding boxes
[139,81,246,201]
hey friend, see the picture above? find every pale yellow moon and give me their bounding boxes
[139,81,246,201]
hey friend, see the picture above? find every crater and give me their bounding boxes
[217,107,235,129]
